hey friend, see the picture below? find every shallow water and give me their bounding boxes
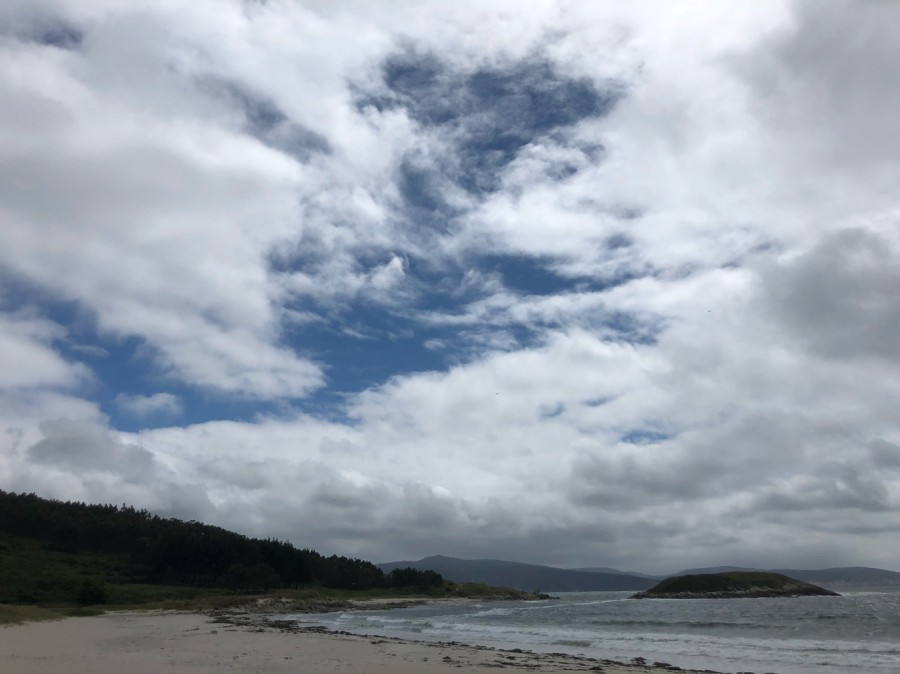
[284,588,900,674]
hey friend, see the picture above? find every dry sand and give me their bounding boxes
[0,610,724,674]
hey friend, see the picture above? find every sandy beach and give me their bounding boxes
[0,609,726,674]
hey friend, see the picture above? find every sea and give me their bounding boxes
[283,588,900,674]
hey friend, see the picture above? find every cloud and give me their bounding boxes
[13,418,215,521]
[0,306,104,444]
[27,419,159,482]
[739,0,900,174]
[364,49,621,197]
[0,310,89,390]
[114,393,182,419]
[0,1,327,398]
[759,226,900,361]
[1,0,900,575]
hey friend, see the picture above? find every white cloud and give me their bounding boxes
[0,311,88,390]
[0,1,332,398]
[114,392,182,418]
[1,0,900,573]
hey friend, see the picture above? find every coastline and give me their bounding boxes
[0,607,727,674]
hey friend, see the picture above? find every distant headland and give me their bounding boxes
[630,571,841,599]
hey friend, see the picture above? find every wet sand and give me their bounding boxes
[0,610,724,673]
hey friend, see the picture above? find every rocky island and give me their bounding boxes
[631,571,840,599]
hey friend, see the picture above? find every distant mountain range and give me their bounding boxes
[379,556,656,592]
[379,556,900,592]
[571,566,660,579]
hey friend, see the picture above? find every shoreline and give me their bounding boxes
[0,607,730,674]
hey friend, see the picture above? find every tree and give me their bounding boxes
[76,579,108,605]
[389,567,443,589]
[220,563,283,593]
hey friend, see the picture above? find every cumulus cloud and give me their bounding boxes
[27,419,159,481]
[1,0,899,574]
[114,392,182,419]
[11,419,215,521]
[760,227,900,361]
[0,306,104,490]
[0,310,88,390]
[740,0,900,174]
[0,0,327,398]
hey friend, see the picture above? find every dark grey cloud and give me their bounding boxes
[15,420,215,523]
[741,0,900,169]
[0,5,83,50]
[27,419,159,483]
[197,458,274,492]
[568,409,893,516]
[753,464,893,514]
[36,24,82,49]
[761,228,900,361]
[233,472,467,558]
[571,447,721,509]
[868,439,900,470]
[310,478,387,512]
[147,482,217,523]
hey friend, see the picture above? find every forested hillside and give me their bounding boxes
[0,490,441,605]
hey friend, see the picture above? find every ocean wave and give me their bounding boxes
[589,618,771,630]
[285,591,900,674]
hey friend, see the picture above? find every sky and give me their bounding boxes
[1,0,899,575]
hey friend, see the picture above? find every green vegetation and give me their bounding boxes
[633,571,840,598]
[0,490,444,608]
[0,604,105,625]
[0,604,66,625]
[649,571,802,593]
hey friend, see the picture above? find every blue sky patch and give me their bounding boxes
[477,254,574,296]
[361,49,623,199]
[3,43,643,433]
[398,157,454,221]
[621,429,675,445]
